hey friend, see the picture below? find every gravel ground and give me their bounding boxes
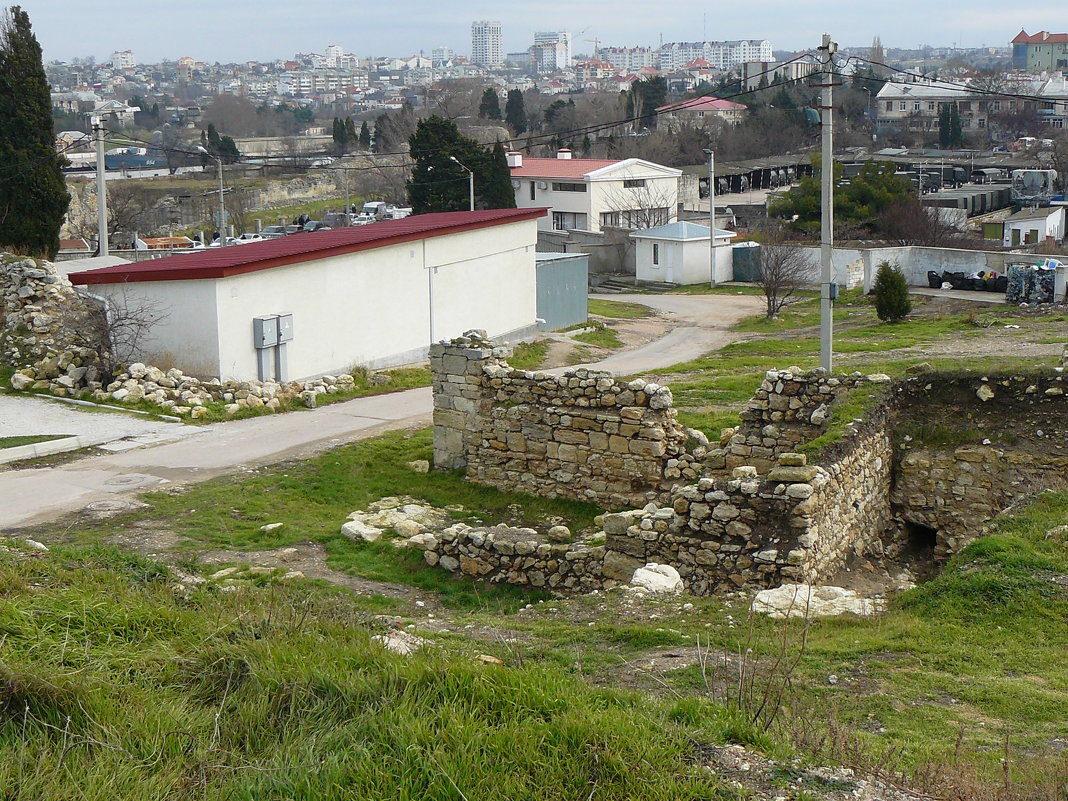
[0,393,188,442]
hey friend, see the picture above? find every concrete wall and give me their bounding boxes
[535,254,589,331]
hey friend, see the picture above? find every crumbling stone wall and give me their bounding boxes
[1,254,87,366]
[705,367,875,475]
[432,334,701,508]
[892,373,1068,557]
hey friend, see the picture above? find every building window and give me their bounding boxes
[978,119,986,128]
[551,182,587,192]
[600,207,670,229]
[899,102,906,111]
[652,243,659,265]
[928,102,935,111]
[885,101,893,112]
[530,182,536,200]
[959,102,971,111]
[552,211,587,230]
[623,179,646,188]
[913,102,920,111]
[991,101,1001,111]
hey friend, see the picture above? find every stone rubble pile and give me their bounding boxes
[2,254,373,417]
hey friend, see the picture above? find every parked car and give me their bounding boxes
[303,220,332,232]
[236,232,264,243]
[260,225,288,239]
[208,236,242,247]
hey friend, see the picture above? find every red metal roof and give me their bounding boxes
[509,157,622,179]
[69,208,546,285]
[1012,30,1068,44]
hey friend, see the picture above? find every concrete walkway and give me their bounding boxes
[0,292,761,531]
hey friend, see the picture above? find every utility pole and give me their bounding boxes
[197,146,227,245]
[817,33,838,373]
[92,115,108,257]
[704,148,717,288]
[449,155,475,211]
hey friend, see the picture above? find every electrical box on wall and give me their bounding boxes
[276,313,294,343]
[253,316,278,349]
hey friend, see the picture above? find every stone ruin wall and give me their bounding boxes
[429,348,1068,595]
[892,373,1068,557]
[431,336,701,509]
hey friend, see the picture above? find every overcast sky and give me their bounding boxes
[20,0,1058,64]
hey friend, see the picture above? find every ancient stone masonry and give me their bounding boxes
[705,367,878,476]
[1,255,368,415]
[432,333,702,508]
[892,373,1068,557]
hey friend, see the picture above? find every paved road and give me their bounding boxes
[0,394,193,445]
[0,292,761,531]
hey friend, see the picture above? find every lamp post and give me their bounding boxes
[449,155,475,211]
[703,148,717,288]
[197,146,227,246]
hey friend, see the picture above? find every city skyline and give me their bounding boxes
[20,0,1054,65]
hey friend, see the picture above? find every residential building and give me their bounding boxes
[532,31,572,73]
[656,95,747,128]
[600,46,656,72]
[1011,30,1068,73]
[431,47,455,65]
[657,40,773,72]
[508,150,682,234]
[324,45,344,67]
[111,50,136,70]
[472,20,504,68]
[741,56,818,90]
[68,209,548,380]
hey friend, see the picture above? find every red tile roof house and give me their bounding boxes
[68,209,546,381]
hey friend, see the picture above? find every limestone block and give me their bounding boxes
[602,550,643,582]
[630,563,683,593]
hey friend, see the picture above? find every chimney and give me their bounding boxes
[506,151,523,168]
[556,148,573,159]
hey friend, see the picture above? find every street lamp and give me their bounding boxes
[703,148,717,288]
[449,155,475,211]
[197,146,227,246]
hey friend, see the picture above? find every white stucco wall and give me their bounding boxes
[88,279,221,376]
[1003,209,1065,248]
[79,219,540,382]
[635,238,733,285]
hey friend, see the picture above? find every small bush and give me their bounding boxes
[873,261,912,323]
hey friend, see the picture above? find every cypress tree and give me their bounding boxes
[949,104,963,148]
[344,116,357,143]
[873,261,912,323]
[358,121,371,150]
[0,6,70,258]
[478,141,517,210]
[478,88,501,120]
[505,89,527,134]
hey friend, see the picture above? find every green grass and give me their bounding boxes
[0,434,68,449]
[0,544,765,801]
[571,323,623,349]
[58,428,602,611]
[587,298,652,319]
[507,340,550,370]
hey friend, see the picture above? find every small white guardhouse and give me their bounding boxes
[631,221,737,285]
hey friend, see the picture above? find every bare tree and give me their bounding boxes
[600,181,678,231]
[65,181,162,248]
[877,199,970,248]
[59,286,170,379]
[755,227,815,318]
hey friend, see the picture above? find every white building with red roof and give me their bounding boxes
[67,209,548,381]
[508,150,682,234]
[656,96,747,129]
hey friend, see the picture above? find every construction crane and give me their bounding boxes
[585,38,601,58]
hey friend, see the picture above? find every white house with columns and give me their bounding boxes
[509,150,682,234]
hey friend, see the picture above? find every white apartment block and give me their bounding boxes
[111,50,136,70]
[657,40,772,72]
[472,20,504,67]
[532,31,572,73]
[431,47,455,64]
[600,46,656,72]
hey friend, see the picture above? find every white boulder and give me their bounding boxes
[751,583,884,619]
[340,520,383,542]
[630,563,684,594]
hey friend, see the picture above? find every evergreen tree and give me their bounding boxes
[206,123,223,154]
[505,89,527,134]
[938,104,952,148]
[478,88,501,120]
[344,116,357,143]
[218,135,240,164]
[372,114,387,153]
[949,104,963,148]
[358,120,371,150]
[0,6,69,258]
[332,117,345,152]
[478,141,517,210]
[873,261,912,323]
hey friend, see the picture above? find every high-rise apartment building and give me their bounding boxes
[471,20,504,67]
[532,31,572,73]
[656,39,773,71]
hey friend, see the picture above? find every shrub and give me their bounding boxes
[873,261,911,323]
